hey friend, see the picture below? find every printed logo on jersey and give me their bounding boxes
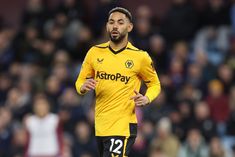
[97,58,104,63]
[96,71,130,84]
[125,60,134,69]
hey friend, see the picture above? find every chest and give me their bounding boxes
[91,51,141,74]
[27,116,58,136]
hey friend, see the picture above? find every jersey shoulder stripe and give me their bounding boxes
[126,47,144,52]
[126,42,144,52]
[94,42,109,49]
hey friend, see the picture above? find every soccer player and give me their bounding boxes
[75,7,161,157]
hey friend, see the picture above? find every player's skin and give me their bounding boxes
[80,11,150,107]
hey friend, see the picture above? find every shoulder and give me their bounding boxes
[126,42,145,52]
[86,42,109,56]
[48,113,59,121]
[126,42,150,58]
[24,114,35,126]
[93,42,109,49]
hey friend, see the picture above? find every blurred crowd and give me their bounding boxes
[0,0,235,157]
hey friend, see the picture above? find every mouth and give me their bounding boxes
[111,31,120,36]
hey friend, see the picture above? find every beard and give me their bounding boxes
[108,31,126,44]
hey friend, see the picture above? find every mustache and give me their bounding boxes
[111,30,120,34]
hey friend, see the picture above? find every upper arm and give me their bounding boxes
[78,48,95,79]
[138,52,160,85]
[75,48,95,94]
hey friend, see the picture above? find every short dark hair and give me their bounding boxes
[108,7,132,22]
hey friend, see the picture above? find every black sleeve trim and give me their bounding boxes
[94,45,109,49]
[126,47,143,52]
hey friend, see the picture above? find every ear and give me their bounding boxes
[127,23,133,33]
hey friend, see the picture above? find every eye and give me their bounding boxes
[108,21,114,24]
[118,21,124,25]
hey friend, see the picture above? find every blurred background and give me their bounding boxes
[0,0,235,157]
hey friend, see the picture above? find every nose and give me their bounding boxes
[113,22,118,29]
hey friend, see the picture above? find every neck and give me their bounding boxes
[109,36,128,50]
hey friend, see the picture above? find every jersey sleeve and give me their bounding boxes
[75,48,95,95]
[139,52,161,102]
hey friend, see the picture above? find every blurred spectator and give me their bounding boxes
[178,128,209,157]
[193,27,230,66]
[45,75,62,110]
[10,124,28,157]
[151,117,180,157]
[217,63,234,94]
[0,73,12,104]
[56,0,82,21]
[143,90,172,122]
[58,87,86,132]
[206,79,230,136]
[225,37,235,71]
[176,84,201,103]
[232,146,235,157]
[209,136,226,157]
[200,0,230,27]
[53,49,70,65]
[158,74,175,104]
[38,39,56,67]
[75,25,94,61]
[148,147,168,157]
[92,0,117,38]
[226,85,235,136]
[231,1,235,35]
[140,119,155,146]
[171,41,190,66]
[174,101,193,140]
[161,0,198,44]
[0,107,13,157]
[193,101,217,142]
[17,78,33,103]
[24,94,63,157]
[194,0,231,66]
[62,133,73,157]
[72,120,98,157]
[13,24,41,64]
[44,8,80,51]
[129,132,148,157]
[0,27,16,71]
[169,110,186,141]
[177,100,193,117]
[185,63,205,90]
[192,49,217,85]
[168,58,184,89]
[149,34,168,72]
[135,5,152,21]
[5,87,30,120]
[21,0,49,29]
[228,85,235,111]
[51,63,70,84]
[131,5,153,51]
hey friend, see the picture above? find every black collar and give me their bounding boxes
[108,45,127,54]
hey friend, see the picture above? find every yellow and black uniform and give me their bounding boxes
[75,41,161,156]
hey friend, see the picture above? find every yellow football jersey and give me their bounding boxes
[75,41,161,136]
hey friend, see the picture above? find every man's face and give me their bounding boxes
[106,12,133,43]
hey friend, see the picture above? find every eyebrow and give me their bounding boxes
[108,19,125,22]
